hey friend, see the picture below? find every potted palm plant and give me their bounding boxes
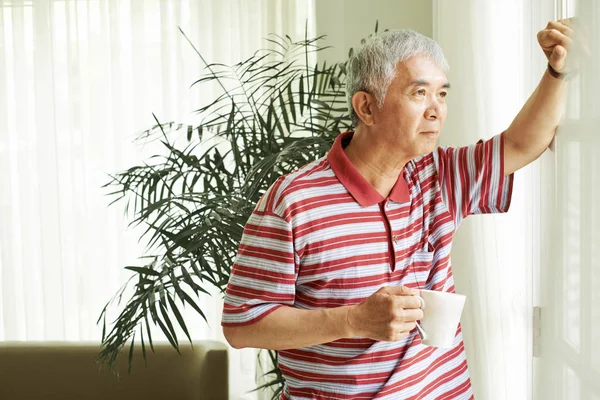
[97,24,378,398]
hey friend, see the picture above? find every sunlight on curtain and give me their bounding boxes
[433,1,552,398]
[536,0,600,398]
[0,1,315,399]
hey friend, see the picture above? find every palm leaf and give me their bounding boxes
[97,23,360,397]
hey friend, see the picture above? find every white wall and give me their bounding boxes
[315,0,433,64]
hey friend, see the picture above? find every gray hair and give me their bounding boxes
[345,29,449,126]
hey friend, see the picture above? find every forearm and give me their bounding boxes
[505,68,568,158]
[223,305,353,350]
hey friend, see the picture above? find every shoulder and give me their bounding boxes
[255,156,334,218]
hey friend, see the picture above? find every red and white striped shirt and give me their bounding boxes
[222,131,513,399]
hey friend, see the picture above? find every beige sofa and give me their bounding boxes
[0,340,228,400]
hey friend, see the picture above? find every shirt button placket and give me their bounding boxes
[383,200,399,270]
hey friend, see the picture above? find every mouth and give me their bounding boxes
[420,131,439,136]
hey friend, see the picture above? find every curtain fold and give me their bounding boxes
[537,0,600,398]
[433,1,550,398]
[0,1,315,398]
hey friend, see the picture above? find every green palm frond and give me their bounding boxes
[97,26,362,395]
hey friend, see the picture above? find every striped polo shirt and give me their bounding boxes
[222,131,513,399]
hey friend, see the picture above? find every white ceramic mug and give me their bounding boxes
[414,289,466,348]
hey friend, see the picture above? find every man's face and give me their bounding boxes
[371,55,449,159]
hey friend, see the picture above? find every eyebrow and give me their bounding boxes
[409,79,451,89]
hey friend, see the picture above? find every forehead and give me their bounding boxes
[394,55,449,88]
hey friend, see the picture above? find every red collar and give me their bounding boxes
[326,131,411,206]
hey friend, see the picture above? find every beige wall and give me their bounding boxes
[315,0,433,63]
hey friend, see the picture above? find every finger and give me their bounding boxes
[397,321,417,333]
[547,20,574,38]
[397,295,423,310]
[382,323,406,341]
[551,45,568,70]
[564,17,590,41]
[560,18,592,57]
[386,322,416,340]
[539,29,573,50]
[385,285,419,296]
[399,308,424,322]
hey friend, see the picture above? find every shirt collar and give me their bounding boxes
[327,131,411,207]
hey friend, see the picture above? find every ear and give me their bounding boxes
[351,91,376,126]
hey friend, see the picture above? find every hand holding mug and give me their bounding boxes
[347,286,424,342]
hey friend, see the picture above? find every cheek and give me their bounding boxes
[439,104,448,120]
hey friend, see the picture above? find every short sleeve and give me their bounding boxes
[221,202,297,327]
[434,132,514,227]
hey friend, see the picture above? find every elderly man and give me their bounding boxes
[222,19,575,399]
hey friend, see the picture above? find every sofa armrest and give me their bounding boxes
[0,340,228,400]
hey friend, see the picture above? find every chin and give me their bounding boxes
[423,137,439,152]
[417,142,438,157]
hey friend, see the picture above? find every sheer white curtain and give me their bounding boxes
[536,0,600,399]
[433,1,553,398]
[0,1,315,398]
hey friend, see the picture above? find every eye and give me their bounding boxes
[416,89,426,96]
[439,91,448,98]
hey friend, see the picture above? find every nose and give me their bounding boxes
[425,97,443,120]
[425,109,437,120]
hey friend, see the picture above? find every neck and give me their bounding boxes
[343,126,410,198]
